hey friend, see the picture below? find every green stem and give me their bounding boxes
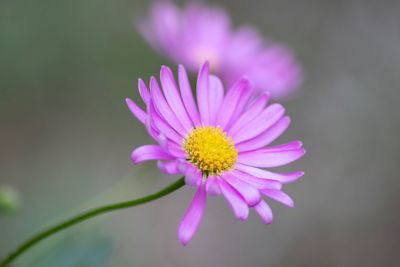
[0,177,185,267]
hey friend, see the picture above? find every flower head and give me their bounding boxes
[138,1,303,99]
[126,62,305,245]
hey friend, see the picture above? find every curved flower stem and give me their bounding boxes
[0,177,185,267]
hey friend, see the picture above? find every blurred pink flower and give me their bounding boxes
[126,62,305,245]
[138,1,303,99]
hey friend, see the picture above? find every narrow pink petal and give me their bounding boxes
[238,148,306,168]
[207,75,224,125]
[205,176,221,196]
[261,189,294,208]
[150,77,188,135]
[227,92,269,135]
[131,145,174,164]
[125,98,146,124]
[223,173,261,207]
[178,65,201,126]
[149,102,182,144]
[138,79,151,105]
[216,78,252,130]
[178,183,206,246]
[228,81,254,127]
[184,164,202,187]
[196,62,210,125]
[160,66,193,130]
[264,141,303,152]
[254,200,273,224]
[157,134,186,158]
[157,160,181,175]
[144,104,160,140]
[231,170,282,190]
[235,163,304,184]
[236,116,291,152]
[232,103,285,144]
[219,179,249,221]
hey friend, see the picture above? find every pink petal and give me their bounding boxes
[231,170,282,190]
[144,104,160,140]
[227,92,269,135]
[178,183,207,246]
[196,62,210,125]
[178,65,201,126]
[238,147,305,168]
[261,189,294,208]
[232,103,285,144]
[184,164,202,187]
[223,173,262,207]
[219,179,249,220]
[254,200,273,224]
[229,81,254,126]
[150,77,187,135]
[157,160,181,175]
[207,75,224,125]
[216,78,252,130]
[264,141,303,152]
[138,79,151,105]
[157,134,186,158]
[125,98,146,124]
[236,116,291,152]
[148,102,183,144]
[131,145,174,164]
[160,66,193,130]
[235,163,304,184]
[205,176,221,196]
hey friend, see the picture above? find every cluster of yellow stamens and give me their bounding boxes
[183,126,238,176]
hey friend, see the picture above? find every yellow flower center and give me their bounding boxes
[183,126,238,176]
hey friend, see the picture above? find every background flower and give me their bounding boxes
[138,1,303,99]
[126,62,305,244]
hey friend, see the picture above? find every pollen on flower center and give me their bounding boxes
[183,126,237,176]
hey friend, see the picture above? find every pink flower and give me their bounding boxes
[137,1,303,99]
[126,62,305,245]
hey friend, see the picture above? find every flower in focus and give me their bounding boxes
[137,1,303,99]
[126,62,305,245]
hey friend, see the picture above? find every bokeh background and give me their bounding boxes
[1,0,400,266]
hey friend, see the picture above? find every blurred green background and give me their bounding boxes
[1,0,400,266]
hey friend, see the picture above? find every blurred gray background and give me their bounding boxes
[1,0,399,266]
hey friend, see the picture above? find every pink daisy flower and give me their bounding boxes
[126,62,305,245]
[137,1,303,99]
